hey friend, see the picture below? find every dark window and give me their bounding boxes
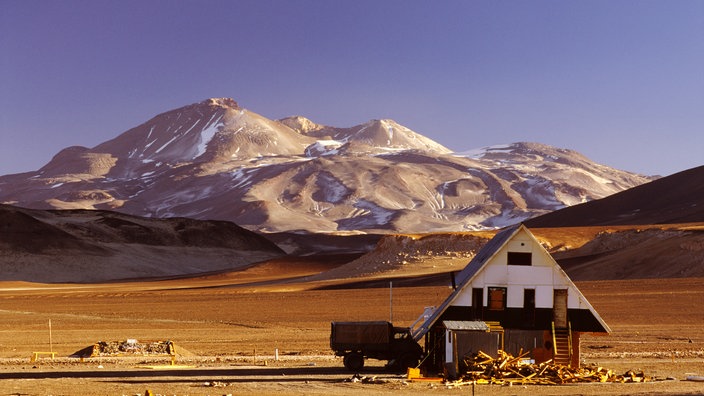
[488,287,507,311]
[507,252,532,266]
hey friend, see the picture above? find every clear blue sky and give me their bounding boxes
[1,0,702,176]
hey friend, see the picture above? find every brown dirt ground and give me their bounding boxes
[1,254,703,396]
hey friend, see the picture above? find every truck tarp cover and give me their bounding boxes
[332,321,390,344]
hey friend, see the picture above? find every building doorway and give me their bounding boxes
[471,288,483,320]
[523,289,535,327]
[553,289,568,328]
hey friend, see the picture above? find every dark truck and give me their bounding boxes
[330,321,423,371]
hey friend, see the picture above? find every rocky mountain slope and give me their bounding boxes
[0,98,653,233]
[551,226,704,280]
[0,204,284,282]
[520,166,704,280]
[318,163,704,282]
[526,165,704,227]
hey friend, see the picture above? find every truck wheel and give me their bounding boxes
[343,353,364,371]
[398,353,419,370]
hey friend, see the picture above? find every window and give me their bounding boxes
[488,287,507,311]
[507,252,532,266]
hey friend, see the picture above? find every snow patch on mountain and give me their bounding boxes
[155,134,180,154]
[305,140,345,157]
[314,173,350,203]
[195,113,224,159]
[483,209,534,229]
[338,199,396,230]
[231,167,258,188]
[454,144,512,159]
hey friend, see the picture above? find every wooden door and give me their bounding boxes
[472,288,483,320]
[523,289,535,327]
[553,289,568,329]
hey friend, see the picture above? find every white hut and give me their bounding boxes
[412,224,609,375]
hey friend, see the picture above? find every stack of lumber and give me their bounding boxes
[454,350,650,386]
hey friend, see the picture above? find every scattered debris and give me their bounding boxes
[93,339,173,356]
[70,339,175,359]
[203,380,230,387]
[69,339,180,365]
[450,350,652,386]
[343,373,388,384]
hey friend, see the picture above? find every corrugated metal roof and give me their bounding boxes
[442,320,489,331]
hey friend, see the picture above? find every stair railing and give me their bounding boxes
[567,321,573,363]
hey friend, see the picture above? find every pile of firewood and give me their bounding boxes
[454,350,650,386]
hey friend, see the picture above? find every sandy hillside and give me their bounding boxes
[4,202,703,284]
[298,224,704,284]
[0,204,284,282]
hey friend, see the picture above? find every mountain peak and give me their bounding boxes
[278,116,325,134]
[346,119,452,154]
[202,97,240,109]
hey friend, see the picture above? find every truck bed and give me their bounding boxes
[330,321,391,348]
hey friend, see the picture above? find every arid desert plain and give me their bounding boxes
[1,226,704,395]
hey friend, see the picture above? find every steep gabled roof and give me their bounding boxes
[412,223,610,340]
[452,224,521,289]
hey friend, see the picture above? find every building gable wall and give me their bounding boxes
[413,224,609,342]
[442,227,608,333]
[451,228,593,312]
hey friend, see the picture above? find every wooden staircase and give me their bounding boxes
[552,322,572,366]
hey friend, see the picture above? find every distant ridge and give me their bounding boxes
[0,98,653,233]
[526,165,704,227]
[0,204,285,283]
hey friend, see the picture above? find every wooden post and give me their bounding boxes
[48,319,53,353]
[389,281,393,323]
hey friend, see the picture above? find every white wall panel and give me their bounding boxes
[454,288,471,306]
[535,285,554,308]
[568,290,581,309]
[507,240,531,252]
[445,331,453,362]
[428,225,609,336]
[507,266,552,285]
[551,268,572,288]
[482,265,508,284]
[507,286,523,308]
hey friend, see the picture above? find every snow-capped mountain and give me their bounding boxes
[0,98,653,233]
